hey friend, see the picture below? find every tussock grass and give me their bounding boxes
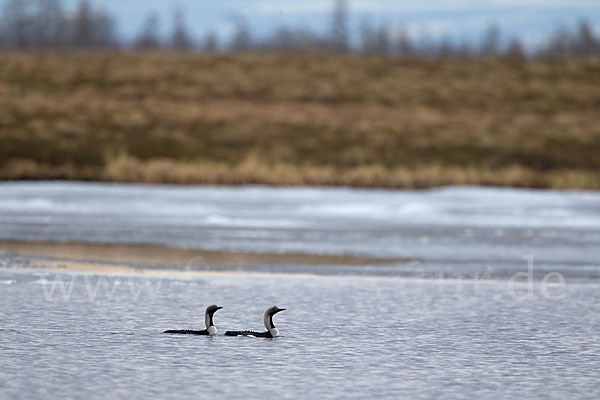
[1,53,599,189]
[98,153,600,189]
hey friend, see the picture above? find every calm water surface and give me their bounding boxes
[1,182,599,399]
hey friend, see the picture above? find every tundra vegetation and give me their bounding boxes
[1,0,599,189]
[1,53,599,189]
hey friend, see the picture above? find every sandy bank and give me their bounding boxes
[0,240,417,272]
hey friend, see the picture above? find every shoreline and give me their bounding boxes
[2,241,596,286]
[3,163,600,191]
[5,258,591,287]
[0,240,418,273]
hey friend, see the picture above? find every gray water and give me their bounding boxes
[1,182,599,399]
[1,269,599,399]
[1,182,600,280]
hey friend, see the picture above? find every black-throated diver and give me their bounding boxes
[225,306,286,338]
[163,304,223,335]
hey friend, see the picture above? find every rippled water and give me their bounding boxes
[1,182,599,398]
[1,269,599,399]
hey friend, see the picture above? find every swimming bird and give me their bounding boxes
[163,304,223,335]
[225,306,286,338]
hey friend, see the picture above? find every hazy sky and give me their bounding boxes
[61,0,600,46]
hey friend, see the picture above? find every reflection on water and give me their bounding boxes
[0,269,599,399]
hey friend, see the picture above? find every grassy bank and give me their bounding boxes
[1,53,599,189]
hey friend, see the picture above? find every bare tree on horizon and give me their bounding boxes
[480,23,500,57]
[133,13,161,50]
[0,0,597,58]
[330,0,349,52]
[229,15,252,51]
[1,0,32,49]
[170,7,194,51]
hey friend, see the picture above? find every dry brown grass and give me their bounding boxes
[98,153,600,189]
[1,52,599,189]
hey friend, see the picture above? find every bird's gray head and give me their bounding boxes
[264,306,286,332]
[267,306,286,316]
[206,305,223,315]
[205,305,223,330]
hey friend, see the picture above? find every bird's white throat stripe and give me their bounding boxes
[264,311,273,330]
